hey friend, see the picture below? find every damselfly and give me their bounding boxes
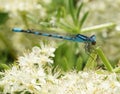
[12,28,96,52]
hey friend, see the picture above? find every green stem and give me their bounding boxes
[96,47,113,72]
[81,22,116,33]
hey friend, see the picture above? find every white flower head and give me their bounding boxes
[18,42,56,69]
[1,42,120,94]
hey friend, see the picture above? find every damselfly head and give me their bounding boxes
[90,35,96,45]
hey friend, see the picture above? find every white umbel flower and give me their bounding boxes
[0,43,120,94]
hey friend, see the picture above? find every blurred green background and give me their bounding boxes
[0,0,120,71]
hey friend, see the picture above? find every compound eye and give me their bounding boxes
[92,41,96,45]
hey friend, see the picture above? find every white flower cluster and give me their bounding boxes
[0,42,56,94]
[0,43,120,94]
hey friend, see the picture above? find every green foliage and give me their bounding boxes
[96,47,113,71]
[0,85,3,93]
[0,12,9,25]
[0,11,16,71]
[55,0,89,33]
[68,0,76,24]
[0,63,9,71]
[75,56,83,71]
[51,0,115,71]
[0,50,13,71]
[54,42,76,71]
[84,52,97,71]
[18,11,29,28]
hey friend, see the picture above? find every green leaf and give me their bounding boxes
[0,63,9,70]
[81,22,116,33]
[96,47,113,71]
[68,0,76,24]
[57,21,74,33]
[79,11,89,28]
[56,7,66,20]
[54,42,76,71]
[75,57,83,71]
[39,22,52,27]
[62,57,69,71]
[76,2,84,20]
[84,52,97,71]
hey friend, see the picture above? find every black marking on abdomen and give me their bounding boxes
[38,32,42,35]
[59,36,63,38]
[48,34,52,37]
